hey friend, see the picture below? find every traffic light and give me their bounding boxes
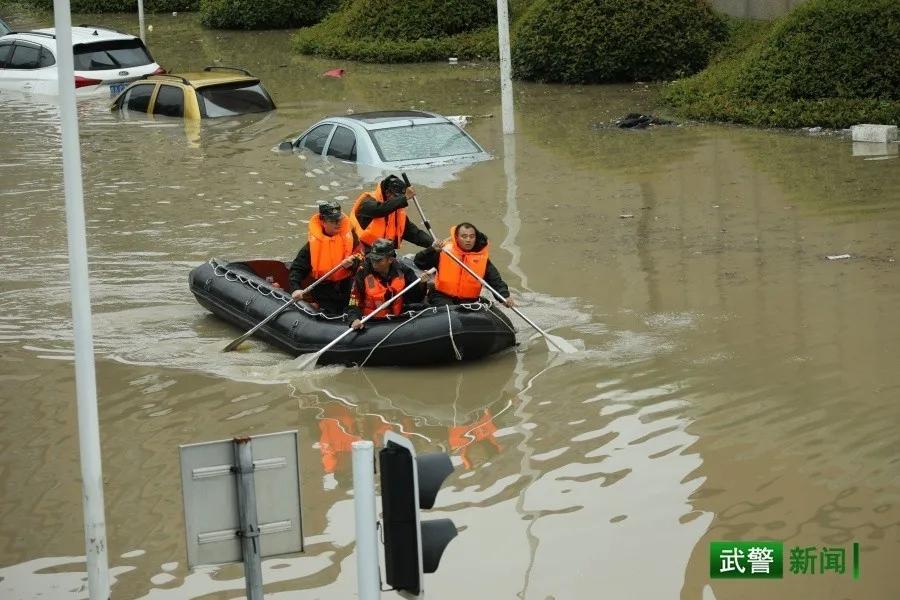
[380,431,458,597]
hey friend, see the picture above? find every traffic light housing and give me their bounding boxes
[380,431,458,597]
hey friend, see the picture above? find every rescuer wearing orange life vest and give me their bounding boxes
[414,222,515,308]
[288,201,361,316]
[348,174,438,253]
[346,238,428,330]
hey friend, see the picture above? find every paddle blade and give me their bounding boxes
[293,351,323,371]
[544,334,579,354]
[222,337,249,352]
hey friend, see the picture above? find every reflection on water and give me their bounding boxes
[1,9,899,600]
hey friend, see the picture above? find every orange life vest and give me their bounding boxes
[308,214,355,282]
[435,226,489,300]
[318,406,360,474]
[349,184,407,247]
[361,271,406,318]
[448,409,501,469]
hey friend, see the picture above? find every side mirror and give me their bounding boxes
[278,140,293,152]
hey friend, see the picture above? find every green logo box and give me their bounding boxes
[710,541,784,579]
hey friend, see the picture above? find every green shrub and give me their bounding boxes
[663,0,900,127]
[293,0,499,62]
[511,0,727,83]
[24,0,197,12]
[200,0,337,30]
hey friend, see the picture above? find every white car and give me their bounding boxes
[279,110,492,186]
[0,26,163,97]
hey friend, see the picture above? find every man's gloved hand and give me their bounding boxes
[340,253,364,269]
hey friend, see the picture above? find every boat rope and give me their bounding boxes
[209,259,510,358]
[483,299,518,335]
[209,258,344,320]
[357,307,434,367]
[444,305,463,361]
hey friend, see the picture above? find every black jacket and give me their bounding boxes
[346,259,426,322]
[354,192,433,249]
[413,229,510,300]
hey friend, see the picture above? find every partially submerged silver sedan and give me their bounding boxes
[280,110,491,182]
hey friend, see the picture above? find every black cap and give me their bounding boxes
[368,238,396,260]
[318,201,342,221]
[381,175,407,196]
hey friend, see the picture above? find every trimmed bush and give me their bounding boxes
[200,0,338,30]
[663,0,900,127]
[23,0,197,12]
[293,0,499,63]
[511,0,727,83]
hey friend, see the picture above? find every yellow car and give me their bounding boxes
[111,66,275,119]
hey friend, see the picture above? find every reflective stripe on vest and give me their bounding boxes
[434,226,489,300]
[348,185,407,247]
[361,272,406,318]
[308,214,354,281]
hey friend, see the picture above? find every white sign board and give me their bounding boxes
[179,430,304,568]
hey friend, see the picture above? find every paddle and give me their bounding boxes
[294,267,437,370]
[222,259,352,352]
[401,173,577,354]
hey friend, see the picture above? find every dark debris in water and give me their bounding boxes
[593,113,677,130]
[615,113,675,129]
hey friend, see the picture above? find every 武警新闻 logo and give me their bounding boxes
[710,541,860,579]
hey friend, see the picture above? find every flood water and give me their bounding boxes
[1,11,899,600]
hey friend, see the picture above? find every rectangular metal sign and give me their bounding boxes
[179,430,304,568]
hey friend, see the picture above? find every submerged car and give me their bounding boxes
[0,26,162,96]
[111,66,275,119]
[279,111,491,179]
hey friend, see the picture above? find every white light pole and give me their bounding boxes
[52,1,110,598]
[137,0,146,42]
[496,0,515,134]
[352,441,381,600]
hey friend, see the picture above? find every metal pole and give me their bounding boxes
[496,0,515,134]
[51,1,110,598]
[352,441,380,600]
[233,438,264,600]
[500,132,529,290]
[137,0,145,42]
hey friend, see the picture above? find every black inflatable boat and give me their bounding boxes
[189,258,517,367]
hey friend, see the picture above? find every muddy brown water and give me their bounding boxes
[1,11,898,600]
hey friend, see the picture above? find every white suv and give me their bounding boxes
[0,26,163,97]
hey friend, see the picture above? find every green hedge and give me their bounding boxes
[511,0,727,83]
[293,0,499,62]
[23,0,196,12]
[200,0,337,30]
[663,0,900,127]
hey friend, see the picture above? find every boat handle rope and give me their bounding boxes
[209,260,503,345]
[357,307,433,367]
[209,258,344,320]
[483,301,518,335]
[444,305,463,361]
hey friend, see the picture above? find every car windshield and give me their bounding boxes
[74,39,153,71]
[368,123,482,162]
[198,82,275,118]
[0,18,11,37]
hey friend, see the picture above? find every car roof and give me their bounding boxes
[325,111,452,131]
[143,70,259,89]
[4,26,139,48]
